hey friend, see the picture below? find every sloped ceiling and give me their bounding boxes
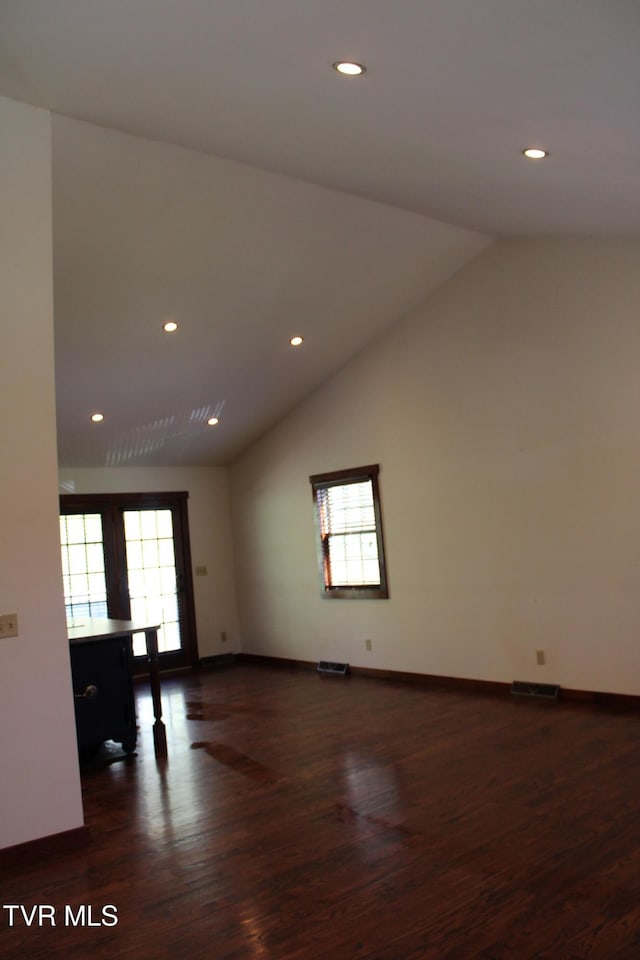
[1,0,638,465]
[52,116,489,466]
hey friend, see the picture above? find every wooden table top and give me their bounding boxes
[67,617,161,644]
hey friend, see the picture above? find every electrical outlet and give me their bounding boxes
[536,649,545,666]
[220,631,227,643]
[0,613,19,639]
[195,565,208,577]
[365,639,372,651]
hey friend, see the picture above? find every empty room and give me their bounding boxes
[1,2,640,958]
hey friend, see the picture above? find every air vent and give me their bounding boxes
[511,680,560,700]
[317,661,349,676]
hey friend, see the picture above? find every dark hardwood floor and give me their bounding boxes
[2,663,640,959]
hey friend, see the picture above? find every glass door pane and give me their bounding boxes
[123,509,181,658]
[60,513,108,621]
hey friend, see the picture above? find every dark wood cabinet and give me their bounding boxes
[69,634,137,758]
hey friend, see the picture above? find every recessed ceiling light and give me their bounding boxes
[333,61,366,76]
[207,417,219,426]
[90,412,104,423]
[290,335,304,347]
[163,320,179,332]
[522,148,549,160]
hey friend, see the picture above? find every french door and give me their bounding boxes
[59,491,198,672]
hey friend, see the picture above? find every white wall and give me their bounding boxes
[231,238,640,695]
[0,97,84,848]
[58,466,240,657]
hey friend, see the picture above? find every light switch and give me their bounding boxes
[0,613,18,638]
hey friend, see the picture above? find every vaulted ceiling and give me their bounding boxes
[1,1,638,466]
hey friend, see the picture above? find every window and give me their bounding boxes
[309,464,389,599]
[60,513,108,619]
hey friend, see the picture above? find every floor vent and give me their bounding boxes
[511,680,560,700]
[317,661,350,676]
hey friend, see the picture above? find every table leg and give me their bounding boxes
[145,627,167,758]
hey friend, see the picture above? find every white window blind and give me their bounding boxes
[317,480,380,586]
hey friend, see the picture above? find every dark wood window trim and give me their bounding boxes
[309,464,389,600]
[59,491,198,671]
